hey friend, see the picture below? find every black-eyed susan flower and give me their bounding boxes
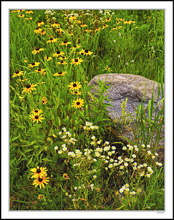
[35,68,46,75]
[18,14,24,18]
[44,56,52,61]
[81,24,87,28]
[57,60,68,65]
[33,175,49,189]
[72,98,84,108]
[116,21,120,25]
[32,48,44,55]
[46,37,57,44]
[58,56,68,60]
[105,18,111,22]
[25,17,32,20]
[30,166,47,178]
[52,22,60,27]
[12,70,23,78]
[28,62,40,68]
[22,84,36,94]
[34,28,42,34]
[59,40,72,46]
[38,21,44,27]
[63,173,69,180]
[26,10,34,14]
[119,26,122,29]
[111,27,118,30]
[30,114,44,123]
[71,45,81,50]
[70,90,81,95]
[103,24,109,28]
[85,29,92,33]
[95,27,101,32]
[52,50,65,57]
[53,71,66,76]
[80,49,92,56]
[71,58,83,65]
[40,30,46,35]
[56,27,62,32]
[42,97,48,104]
[69,15,77,21]
[38,194,44,200]
[30,109,43,115]
[68,81,82,90]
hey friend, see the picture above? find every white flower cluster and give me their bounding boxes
[83,121,99,131]
[58,127,77,145]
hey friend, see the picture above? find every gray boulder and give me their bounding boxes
[88,73,164,161]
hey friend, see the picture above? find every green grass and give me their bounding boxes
[10,9,164,210]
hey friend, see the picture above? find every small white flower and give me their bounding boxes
[132,154,136,158]
[130,191,136,195]
[118,55,121,58]
[58,150,63,154]
[54,146,58,150]
[122,146,127,150]
[62,144,66,148]
[112,146,116,150]
[63,147,67,151]
[119,188,124,193]
[146,174,151,178]
[91,136,96,140]
[113,40,116,42]
[93,158,97,162]
[93,175,97,179]
[108,164,113,168]
[119,32,121,36]
[58,131,62,135]
[133,162,137,166]
[74,187,77,190]
[125,62,128,65]
[131,60,134,62]
[133,166,137,170]
[105,141,109,145]
[147,145,150,148]
[124,162,128,167]
[105,167,108,170]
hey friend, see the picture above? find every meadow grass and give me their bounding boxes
[10,9,164,210]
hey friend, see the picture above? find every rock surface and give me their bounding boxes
[88,73,164,161]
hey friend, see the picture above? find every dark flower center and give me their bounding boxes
[36,168,41,173]
[58,72,62,74]
[73,83,77,87]
[34,110,39,113]
[55,22,58,24]
[81,53,84,55]
[15,70,19,73]
[76,102,80,105]
[38,68,41,71]
[85,49,88,53]
[32,62,35,65]
[60,61,64,63]
[35,115,39,119]
[57,51,60,54]
[75,59,78,62]
[36,48,39,51]
[73,45,76,48]
[62,56,65,59]
[50,38,53,40]
[26,84,31,88]
[38,21,42,23]
[38,177,43,182]
[63,40,67,43]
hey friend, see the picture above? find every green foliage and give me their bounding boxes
[10,9,164,210]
